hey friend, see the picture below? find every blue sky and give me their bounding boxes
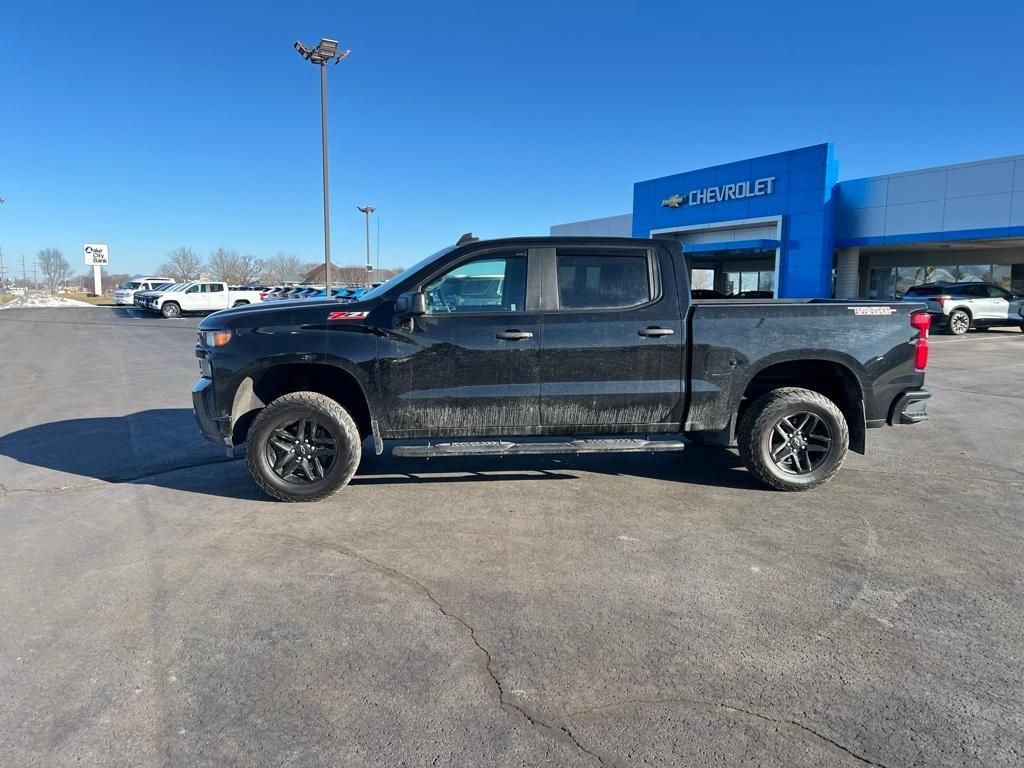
[1,0,1021,276]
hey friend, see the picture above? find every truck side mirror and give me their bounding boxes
[397,291,426,315]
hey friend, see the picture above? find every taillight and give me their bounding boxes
[910,311,930,370]
[933,295,951,309]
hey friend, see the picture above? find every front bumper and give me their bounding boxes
[888,388,931,425]
[192,376,232,446]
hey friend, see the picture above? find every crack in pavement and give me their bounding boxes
[569,697,892,768]
[0,457,242,497]
[276,533,619,768]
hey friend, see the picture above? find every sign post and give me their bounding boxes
[83,243,109,296]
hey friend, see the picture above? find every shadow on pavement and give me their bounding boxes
[0,408,760,500]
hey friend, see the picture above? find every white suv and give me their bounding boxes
[902,282,1024,335]
[112,277,172,306]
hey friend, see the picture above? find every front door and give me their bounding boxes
[538,246,686,433]
[377,249,541,437]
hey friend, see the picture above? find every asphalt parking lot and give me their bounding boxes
[0,307,1021,768]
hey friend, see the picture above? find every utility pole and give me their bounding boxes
[293,38,351,291]
[22,254,27,288]
[32,256,38,289]
[376,216,381,284]
[0,247,6,289]
[357,206,376,286]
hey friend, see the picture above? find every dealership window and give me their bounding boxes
[724,270,775,295]
[691,269,715,291]
[869,262,1022,298]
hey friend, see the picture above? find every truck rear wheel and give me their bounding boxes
[737,387,849,491]
[161,302,181,318]
[245,391,362,502]
[946,309,970,335]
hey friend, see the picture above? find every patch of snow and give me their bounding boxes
[0,293,95,310]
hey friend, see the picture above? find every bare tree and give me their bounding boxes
[262,252,304,283]
[37,248,73,293]
[158,247,205,282]
[207,248,265,285]
[233,254,266,285]
[104,272,134,292]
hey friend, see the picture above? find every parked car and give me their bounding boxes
[112,277,172,306]
[193,234,933,501]
[289,287,322,300]
[132,282,180,307]
[901,282,1024,334]
[140,281,264,318]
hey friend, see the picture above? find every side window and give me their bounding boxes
[985,286,1009,299]
[962,285,986,298]
[209,284,224,293]
[187,285,200,293]
[556,251,653,310]
[423,253,526,313]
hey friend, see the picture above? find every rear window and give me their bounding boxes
[556,251,653,310]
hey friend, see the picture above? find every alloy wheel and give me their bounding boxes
[950,312,969,334]
[769,411,833,475]
[265,416,338,483]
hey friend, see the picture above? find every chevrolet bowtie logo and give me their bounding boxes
[661,194,686,208]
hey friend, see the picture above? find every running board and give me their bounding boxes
[392,438,686,458]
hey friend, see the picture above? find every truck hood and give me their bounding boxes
[199,297,378,330]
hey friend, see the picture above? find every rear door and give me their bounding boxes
[538,245,685,432]
[982,285,1012,320]
[204,283,228,310]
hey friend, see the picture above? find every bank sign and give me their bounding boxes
[83,243,109,266]
[662,176,776,208]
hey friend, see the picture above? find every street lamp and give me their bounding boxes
[357,206,376,286]
[294,37,351,290]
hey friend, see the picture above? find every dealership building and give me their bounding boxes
[551,143,1024,298]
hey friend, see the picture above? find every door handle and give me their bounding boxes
[496,329,534,341]
[638,327,674,337]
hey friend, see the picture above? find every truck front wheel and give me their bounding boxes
[737,387,849,491]
[161,302,181,318]
[245,391,362,502]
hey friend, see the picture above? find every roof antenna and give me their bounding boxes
[456,232,479,246]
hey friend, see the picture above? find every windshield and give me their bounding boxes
[124,282,141,290]
[359,246,458,301]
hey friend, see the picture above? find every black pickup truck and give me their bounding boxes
[193,235,932,501]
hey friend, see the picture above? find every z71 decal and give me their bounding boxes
[327,311,368,321]
[848,306,896,316]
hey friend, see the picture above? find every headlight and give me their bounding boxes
[203,330,232,347]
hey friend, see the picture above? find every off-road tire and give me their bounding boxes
[161,302,181,318]
[737,387,849,491]
[245,391,362,502]
[946,309,970,335]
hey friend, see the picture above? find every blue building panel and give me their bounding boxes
[632,143,836,297]
[623,144,1024,300]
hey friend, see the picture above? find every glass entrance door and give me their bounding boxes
[724,269,775,296]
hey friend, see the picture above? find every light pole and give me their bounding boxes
[294,38,350,290]
[357,205,376,286]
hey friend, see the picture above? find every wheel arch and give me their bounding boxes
[230,361,375,447]
[737,357,867,454]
